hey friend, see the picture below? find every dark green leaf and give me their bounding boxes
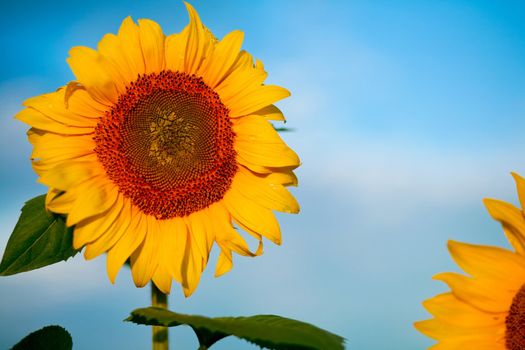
[0,195,79,276]
[10,325,72,350]
[126,307,345,350]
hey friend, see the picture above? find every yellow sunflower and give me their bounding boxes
[16,3,300,296]
[415,173,525,350]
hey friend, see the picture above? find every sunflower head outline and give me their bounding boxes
[17,3,300,296]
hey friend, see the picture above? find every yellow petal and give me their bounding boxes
[67,177,119,226]
[233,115,300,170]
[433,272,515,313]
[414,318,504,342]
[159,218,187,283]
[15,108,93,135]
[97,33,137,85]
[263,170,298,187]
[130,215,161,287]
[46,189,77,214]
[199,30,244,88]
[138,19,165,73]
[252,104,286,121]
[38,157,102,191]
[165,30,188,72]
[448,240,525,282]
[65,85,107,117]
[116,17,146,76]
[67,46,124,106]
[223,187,281,245]
[428,339,506,350]
[233,167,299,214]
[484,198,525,254]
[22,87,99,128]
[106,208,147,283]
[512,172,525,211]
[28,129,95,162]
[422,293,506,327]
[209,202,262,257]
[228,85,290,118]
[181,230,204,297]
[215,54,266,104]
[215,249,233,277]
[152,264,173,294]
[82,199,132,259]
[73,193,125,249]
[183,2,213,74]
[185,209,214,265]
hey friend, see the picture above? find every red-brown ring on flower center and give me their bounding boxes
[94,71,237,219]
[506,283,525,350]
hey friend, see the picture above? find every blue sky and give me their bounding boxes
[1,1,525,349]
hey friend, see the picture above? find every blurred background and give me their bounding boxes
[1,0,525,349]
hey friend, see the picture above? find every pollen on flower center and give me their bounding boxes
[506,283,525,350]
[94,71,237,219]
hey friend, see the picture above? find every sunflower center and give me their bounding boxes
[94,71,237,219]
[506,283,525,350]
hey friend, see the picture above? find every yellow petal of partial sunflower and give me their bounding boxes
[73,193,125,249]
[130,215,161,287]
[138,19,165,73]
[181,231,204,297]
[223,187,281,245]
[484,198,525,254]
[448,240,525,282]
[233,115,300,170]
[422,293,506,327]
[429,339,506,350]
[252,104,286,121]
[152,263,173,294]
[512,172,525,212]
[414,318,504,342]
[434,272,515,313]
[198,30,244,88]
[106,208,147,283]
[66,177,119,227]
[234,166,299,214]
[67,46,124,106]
[159,218,187,283]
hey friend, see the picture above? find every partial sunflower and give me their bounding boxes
[415,173,525,350]
[16,3,300,296]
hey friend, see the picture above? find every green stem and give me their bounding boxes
[151,283,169,350]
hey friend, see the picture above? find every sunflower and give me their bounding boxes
[415,173,525,350]
[16,3,300,296]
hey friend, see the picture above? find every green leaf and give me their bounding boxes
[126,307,345,350]
[0,195,79,276]
[10,325,73,350]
